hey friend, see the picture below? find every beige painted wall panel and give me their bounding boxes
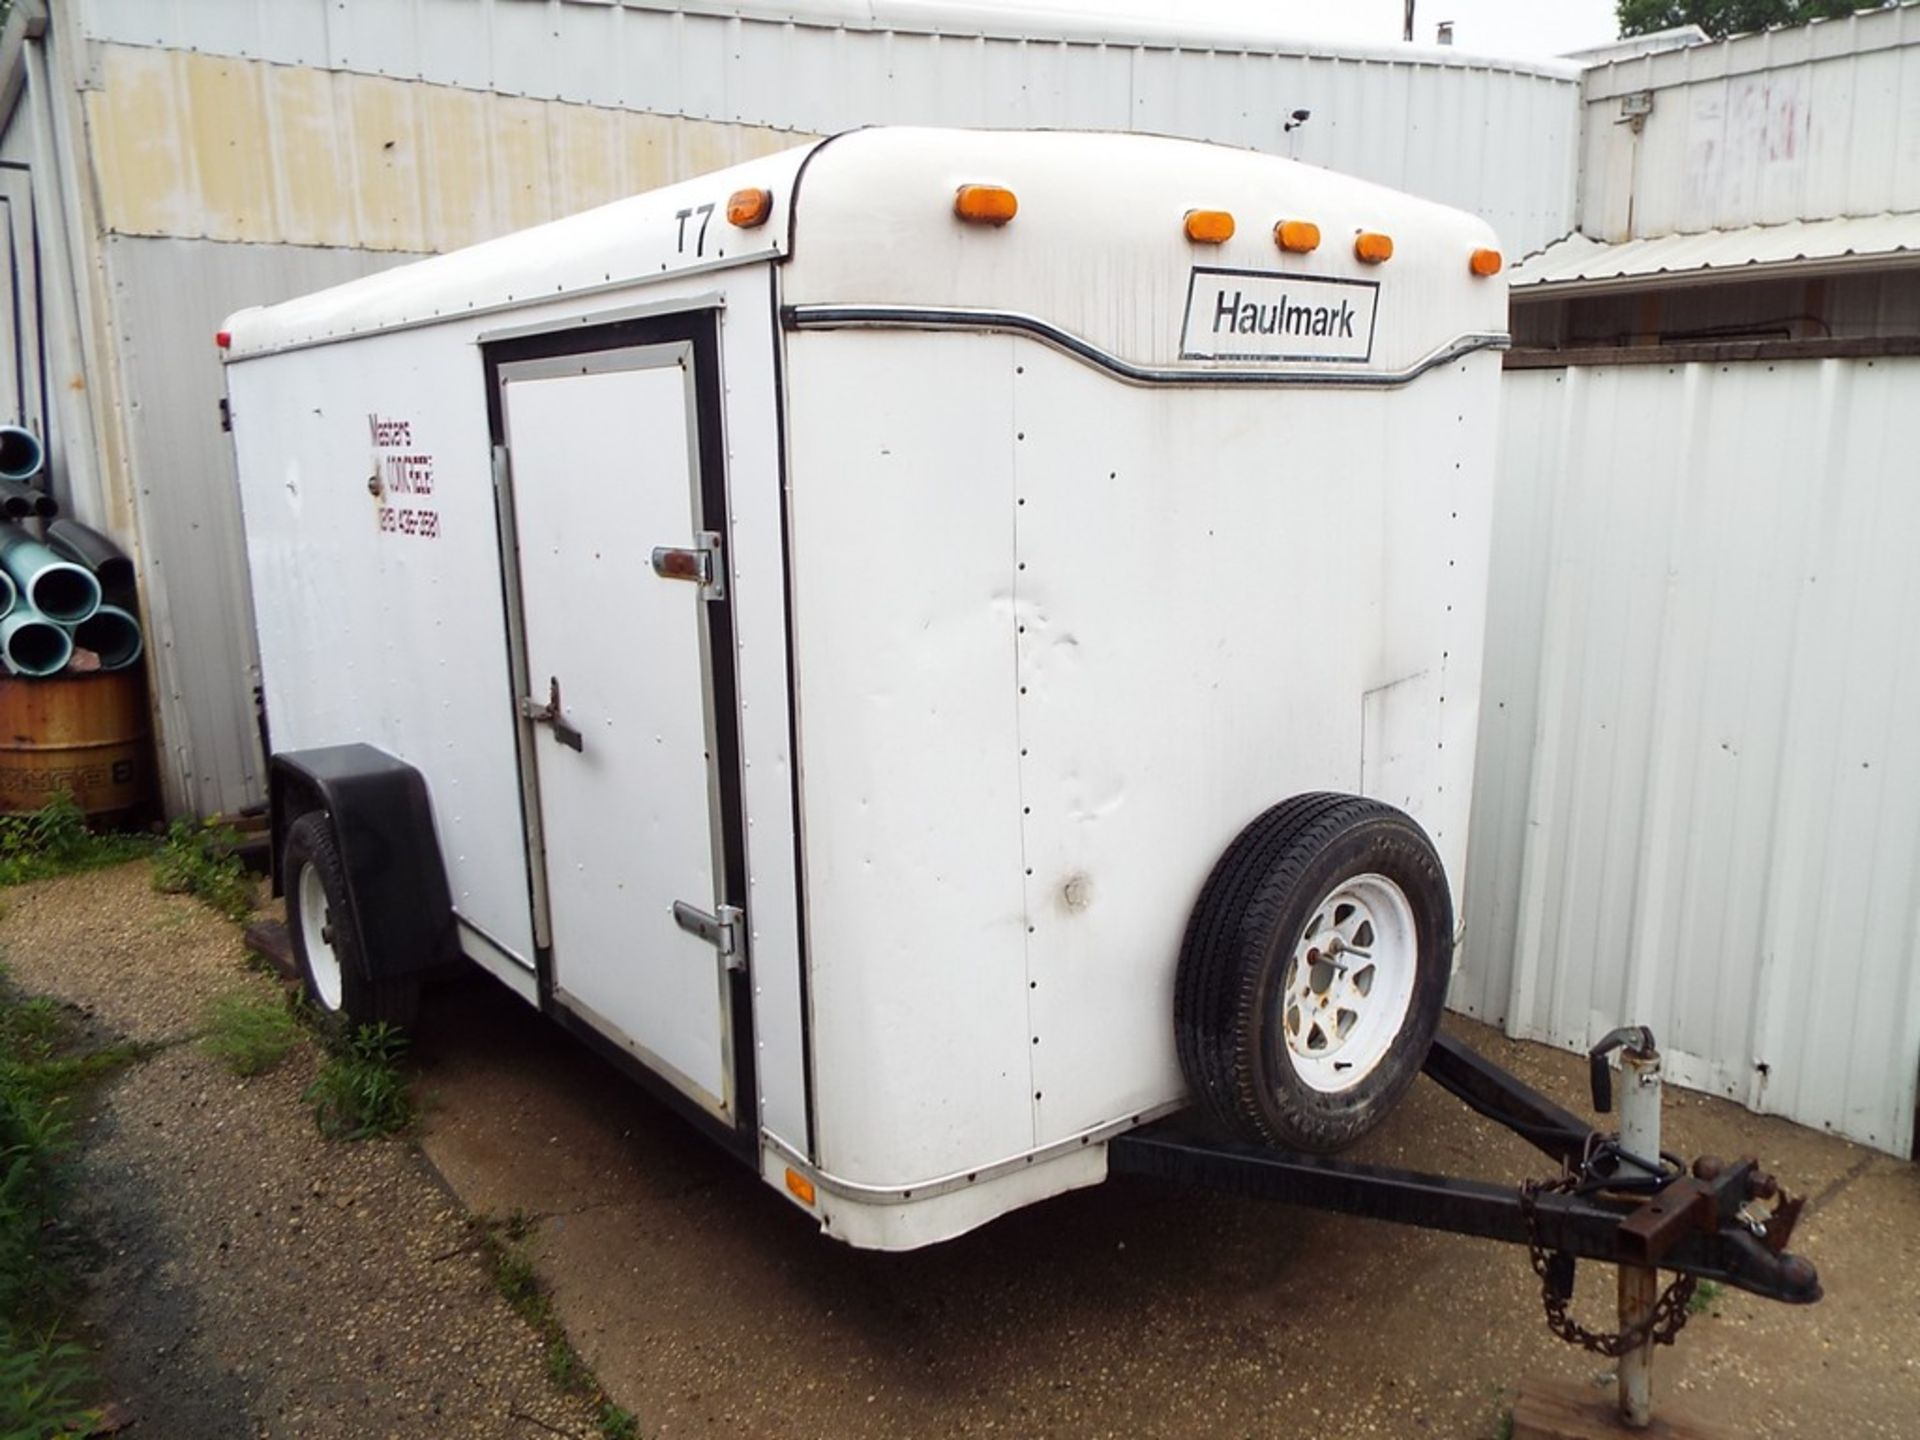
[262,64,354,248]
[621,110,680,194]
[88,47,202,239]
[344,73,426,252]
[550,103,625,217]
[182,54,272,242]
[419,85,494,252]
[489,96,556,236]
[88,45,810,253]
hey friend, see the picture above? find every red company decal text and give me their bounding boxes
[368,412,440,540]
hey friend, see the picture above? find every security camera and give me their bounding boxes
[1283,108,1312,133]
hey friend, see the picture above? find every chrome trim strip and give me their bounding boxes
[763,1100,1185,1203]
[784,304,1509,388]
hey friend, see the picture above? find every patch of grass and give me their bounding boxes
[151,817,254,922]
[201,990,300,1077]
[475,1212,640,1436]
[1492,1410,1515,1440]
[301,1022,413,1140]
[1688,1278,1723,1316]
[0,791,149,888]
[598,1402,641,1440]
[0,1330,96,1439]
[0,964,150,1437]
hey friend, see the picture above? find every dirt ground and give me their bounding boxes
[4,864,599,1439]
[8,860,1919,1437]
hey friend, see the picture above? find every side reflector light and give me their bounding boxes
[1354,231,1394,264]
[1274,219,1321,253]
[785,1167,817,1206]
[1469,247,1503,277]
[954,184,1018,225]
[727,187,772,228]
[1183,209,1235,244]
[215,330,232,349]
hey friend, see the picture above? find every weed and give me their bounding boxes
[0,1330,97,1439]
[201,990,300,1077]
[475,1212,639,1433]
[545,1334,589,1391]
[1688,1279,1723,1316]
[301,1023,413,1139]
[598,1402,641,1440]
[151,817,254,922]
[0,965,149,1436]
[1492,1410,1515,1440]
[0,791,149,888]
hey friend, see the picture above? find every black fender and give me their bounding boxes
[270,744,457,982]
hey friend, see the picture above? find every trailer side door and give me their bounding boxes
[493,323,746,1128]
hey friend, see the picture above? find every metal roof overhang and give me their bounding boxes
[1509,213,1920,300]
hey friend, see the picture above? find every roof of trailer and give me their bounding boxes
[223,127,1504,363]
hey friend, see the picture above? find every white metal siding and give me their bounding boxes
[106,236,421,814]
[1578,2,1920,242]
[77,0,1581,253]
[1456,357,1920,1157]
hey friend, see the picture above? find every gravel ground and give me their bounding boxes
[3,862,599,1439]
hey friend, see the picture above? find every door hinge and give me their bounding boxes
[218,396,232,432]
[650,530,726,601]
[672,900,746,971]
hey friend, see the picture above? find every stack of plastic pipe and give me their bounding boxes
[0,428,145,677]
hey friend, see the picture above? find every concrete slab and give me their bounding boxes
[409,975,1919,1438]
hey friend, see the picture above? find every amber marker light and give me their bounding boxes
[785,1167,818,1206]
[1354,230,1395,264]
[1274,219,1321,253]
[1184,209,1235,243]
[727,187,773,228]
[954,184,1018,225]
[1469,246,1504,277]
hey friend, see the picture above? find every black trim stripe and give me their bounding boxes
[784,304,1509,388]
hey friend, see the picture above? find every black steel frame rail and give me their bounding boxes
[1108,1035,1821,1306]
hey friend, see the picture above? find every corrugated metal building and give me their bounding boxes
[1458,3,1920,1157]
[0,0,1582,819]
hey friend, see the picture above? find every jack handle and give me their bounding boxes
[1587,1025,1657,1114]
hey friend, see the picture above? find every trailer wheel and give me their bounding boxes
[283,811,419,1031]
[1175,794,1451,1153]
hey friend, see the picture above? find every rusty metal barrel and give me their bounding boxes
[0,670,151,817]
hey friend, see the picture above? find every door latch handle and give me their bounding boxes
[650,530,726,601]
[520,676,584,752]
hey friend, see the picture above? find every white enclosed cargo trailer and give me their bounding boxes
[222,127,1508,1250]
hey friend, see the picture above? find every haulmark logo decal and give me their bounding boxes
[1179,267,1380,364]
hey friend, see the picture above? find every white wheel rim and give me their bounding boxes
[296,860,345,1012]
[1277,872,1419,1094]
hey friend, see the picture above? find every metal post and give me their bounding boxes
[1616,1043,1663,1428]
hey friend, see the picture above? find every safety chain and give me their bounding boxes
[1519,1174,1698,1358]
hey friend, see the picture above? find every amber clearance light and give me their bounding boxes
[954,184,1018,225]
[727,187,773,228]
[1469,246,1504,277]
[1183,209,1235,244]
[1274,219,1321,254]
[1354,230,1395,264]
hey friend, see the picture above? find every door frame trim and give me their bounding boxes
[481,309,759,1161]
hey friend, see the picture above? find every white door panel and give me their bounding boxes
[501,345,732,1117]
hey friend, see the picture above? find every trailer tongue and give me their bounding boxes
[1112,1027,1818,1432]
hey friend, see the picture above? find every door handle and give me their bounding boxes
[519,676,584,752]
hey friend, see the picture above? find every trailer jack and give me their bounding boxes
[1109,1030,1818,1433]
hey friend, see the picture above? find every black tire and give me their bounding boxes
[282,811,419,1031]
[1175,793,1452,1153]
